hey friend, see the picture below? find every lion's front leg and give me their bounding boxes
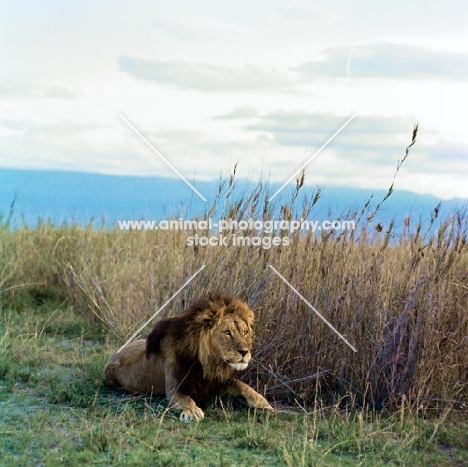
[228,379,273,411]
[164,367,204,422]
[167,391,205,423]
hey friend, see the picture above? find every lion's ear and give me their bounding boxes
[202,316,219,329]
[190,304,223,329]
[193,312,218,329]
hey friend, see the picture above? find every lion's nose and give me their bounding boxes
[238,349,249,358]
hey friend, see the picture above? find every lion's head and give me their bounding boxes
[146,293,255,383]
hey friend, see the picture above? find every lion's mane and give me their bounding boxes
[145,293,254,404]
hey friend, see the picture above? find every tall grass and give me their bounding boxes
[1,130,467,411]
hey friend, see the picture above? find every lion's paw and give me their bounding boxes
[247,394,274,410]
[247,395,274,411]
[180,406,204,423]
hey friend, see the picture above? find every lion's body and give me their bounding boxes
[105,339,166,395]
[105,294,272,422]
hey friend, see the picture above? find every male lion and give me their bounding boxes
[105,293,273,422]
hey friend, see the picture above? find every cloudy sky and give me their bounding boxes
[1,0,467,199]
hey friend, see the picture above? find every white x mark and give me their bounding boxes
[269,265,357,352]
[118,113,207,202]
[117,265,206,353]
[269,115,356,201]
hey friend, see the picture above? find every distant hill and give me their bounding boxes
[1,168,466,235]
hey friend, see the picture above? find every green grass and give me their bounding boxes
[1,301,466,467]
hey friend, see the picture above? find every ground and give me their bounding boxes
[0,302,467,467]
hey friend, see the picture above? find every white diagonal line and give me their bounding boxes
[269,114,356,201]
[268,265,357,352]
[117,264,206,353]
[118,113,207,202]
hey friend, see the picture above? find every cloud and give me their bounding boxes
[213,106,258,119]
[295,43,468,80]
[118,57,296,92]
[151,15,223,43]
[241,111,467,197]
[44,86,77,99]
[118,42,468,98]
[0,119,116,170]
[0,85,34,98]
[245,111,415,150]
[416,142,468,174]
[0,84,77,99]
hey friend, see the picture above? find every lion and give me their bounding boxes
[105,293,273,422]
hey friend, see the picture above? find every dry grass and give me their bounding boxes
[1,128,467,411]
[1,176,467,413]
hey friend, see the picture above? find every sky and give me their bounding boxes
[1,0,467,199]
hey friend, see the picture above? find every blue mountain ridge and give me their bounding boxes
[1,168,466,235]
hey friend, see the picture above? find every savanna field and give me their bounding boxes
[1,163,467,465]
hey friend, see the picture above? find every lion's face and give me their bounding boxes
[208,314,253,371]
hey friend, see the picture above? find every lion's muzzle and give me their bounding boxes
[229,362,249,371]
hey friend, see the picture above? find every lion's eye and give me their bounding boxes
[224,330,232,337]
[244,330,249,336]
